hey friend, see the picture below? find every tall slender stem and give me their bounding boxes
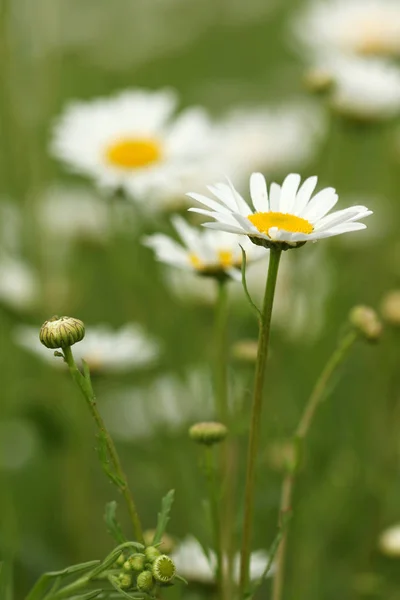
[271,329,358,600]
[214,279,229,422]
[62,345,144,544]
[239,247,282,596]
[203,446,224,596]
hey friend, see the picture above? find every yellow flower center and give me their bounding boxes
[355,20,393,56]
[105,137,162,169]
[217,250,234,268]
[189,250,236,271]
[248,212,313,235]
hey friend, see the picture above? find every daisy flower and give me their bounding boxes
[188,173,372,250]
[143,215,264,279]
[0,255,38,312]
[50,89,221,204]
[293,0,400,59]
[14,323,159,373]
[378,524,400,557]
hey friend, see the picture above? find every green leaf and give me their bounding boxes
[108,575,145,599]
[104,501,127,544]
[152,489,175,545]
[239,246,262,321]
[25,561,100,600]
[0,561,13,600]
[96,433,125,488]
[72,590,102,600]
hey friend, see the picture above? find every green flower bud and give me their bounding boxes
[189,421,228,445]
[119,573,132,589]
[231,339,258,364]
[152,554,176,584]
[129,553,146,571]
[137,570,154,593]
[39,316,85,349]
[381,290,400,327]
[115,552,125,566]
[123,560,132,572]
[349,305,382,342]
[145,546,161,563]
[143,530,175,554]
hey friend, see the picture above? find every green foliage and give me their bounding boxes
[104,501,127,545]
[152,490,175,545]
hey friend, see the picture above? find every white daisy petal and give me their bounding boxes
[293,175,318,215]
[208,184,238,211]
[279,173,302,213]
[203,222,247,234]
[269,183,281,211]
[250,172,269,212]
[302,188,338,221]
[186,192,232,215]
[315,205,369,230]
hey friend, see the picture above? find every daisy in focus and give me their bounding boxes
[50,89,221,203]
[188,173,372,250]
[293,0,400,59]
[143,215,265,279]
[14,323,159,373]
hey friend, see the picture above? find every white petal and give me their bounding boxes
[226,177,253,215]
[293,176,318,215]
[250,172,269,212]
[301,188,338,221]
[279,173,301,213]
[207,184,238,211]
[171,215,201,254]
[186,193,232,215]
[188,208,239,226]
[233,213,259,234]
[269,183,281,212]
[202,222,246,234]
[314,206,369,231]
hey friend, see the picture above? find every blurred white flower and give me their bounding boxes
[144,216,264,280]
[318,55,400,121]
[0,254,38,311]
[171,536,272,585]
[293,0,400,59]
[0,419,39,471]
[14,323,159,373]
[218,103,326,180]
[50,89,222,206]
[102,371,214,441]
[378,524,400,557]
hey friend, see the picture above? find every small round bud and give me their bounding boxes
[39,316,85,349]
[152,554,176,584]
[144,546,161,563]
[381,290,400,327]
[128,553,146,571]
[349,305,382,342]
[123,560,132,572]
[304,67,334,95]
[137,570,154,592]
[115,552,125,567]
[118,573,132,589]
[231,339,258,364]
[189,421,228,445]
[143,530,175,554]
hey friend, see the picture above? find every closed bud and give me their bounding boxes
[39,316,85,349]
[304,67,334,95]
[152,554,176,584]
[115,552,125,567]
[349,305,382,342]
[144,546,161,563]
[189,421,228,445]
[119,573,132,589]
[123,560,132,572]
[381,290,400,327]
[129,553,146,571]
[137,570,154,592]
[143,530,175,554]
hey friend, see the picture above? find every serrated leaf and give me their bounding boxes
[25,561,100,600]
[104,501,127,545]
[152,490,175,544]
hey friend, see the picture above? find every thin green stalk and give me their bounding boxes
[62,346,144,545]
[271,329,358,600]
[203,446,224,597]
[239,247,282,597]
[214,279,229,422]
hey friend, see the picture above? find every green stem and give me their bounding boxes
[271,329,358,600]
[214,279,229,423]
[239,247,282,597]
[62,346,144,545]
[203,446,224,597]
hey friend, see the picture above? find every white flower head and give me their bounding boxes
[14,323,159,373]
[378,524,400,557]
[144,215,264,280]
[171,537,272,585]
[293,0,400,59]
[50,89,221,205]
[188,173,372,250]
[0,255,38,311]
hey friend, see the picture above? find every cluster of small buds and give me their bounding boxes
[349,305,382,342]
[189,421,228,445]
[115,546,177,594]
[39,315,85,349]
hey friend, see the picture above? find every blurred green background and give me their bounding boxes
[1,0,400,599]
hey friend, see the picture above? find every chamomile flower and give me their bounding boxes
[143,216,264,279]
[293,0,400,59]
[50,89,220,204]
[14,323,159,373]
[188,173,372,250]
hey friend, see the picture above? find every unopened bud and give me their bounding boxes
[129,553,146,571]
[119,573,132,589]
[231,339,258,364]
[39,315,85,349]
[381,290,400,326]
[144,546,161,563]
[349,305,382,342]
[123,560,131,572]
[143,530,174,554]
[137,570,154,592]
[304,67,334,95]
[189,421,228,445]
[152,555,176,583]
[115,552,125,567]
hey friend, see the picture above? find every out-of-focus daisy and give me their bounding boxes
[50,89,222,204]
[218,103,326,179]
[14,323,159,373]
[143,216,264,280]
[188,173,372,249]
[293,0,400,59]
[171,537,272,585]
[314,55,400,121]
[378,524,400,557]
[102,371,214,441]
[0,255,38,312]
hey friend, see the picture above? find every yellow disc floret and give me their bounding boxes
[106,138,162,168]
[248,212,313,236]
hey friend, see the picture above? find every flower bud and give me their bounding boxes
[137,570,154,592]
[144,546,161,563]
[231,339,258,364]
[304,67,334,95]
[152,554,176,584]
[128,553,146,571]
[189,421,228,445]
[143,530,174,554]
[115,552,125,567]
[39,316,85,349]
[123,560,132,572]
[381,290,400,327]
[118,573,132,589]
[349,305,382,342]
